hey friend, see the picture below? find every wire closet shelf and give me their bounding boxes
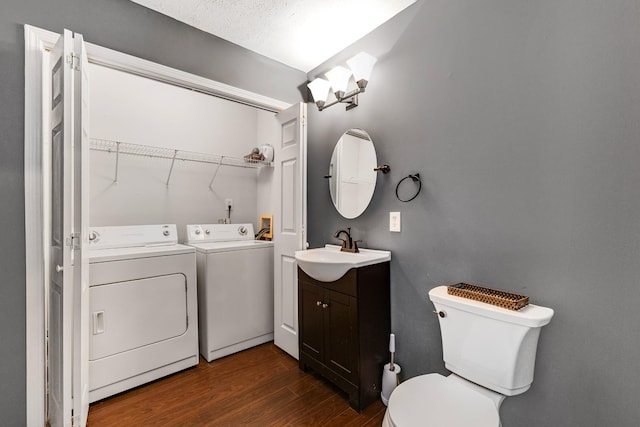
[90,138,272,187]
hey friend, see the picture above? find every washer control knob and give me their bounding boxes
[238,226,247,236]
[163,230,170,237]
[195,229,201,235]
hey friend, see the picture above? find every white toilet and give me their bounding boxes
[383,285,554,427]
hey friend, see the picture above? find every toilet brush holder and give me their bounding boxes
[381,363,401,406]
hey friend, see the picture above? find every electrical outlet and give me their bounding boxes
[390,212,401,232]
[225,198,233,209]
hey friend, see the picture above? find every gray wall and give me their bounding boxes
[1,0,305,424]
[307,1,640,426]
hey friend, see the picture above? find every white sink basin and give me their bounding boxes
[295,244,391,282]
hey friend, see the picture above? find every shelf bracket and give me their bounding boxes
[208,157,224,191]
[165,149,178,187]
[113,141,120,184]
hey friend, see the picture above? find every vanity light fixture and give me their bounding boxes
[307,52,377,111]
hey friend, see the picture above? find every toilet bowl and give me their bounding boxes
[382,374,503,427]
[382,286,553,426]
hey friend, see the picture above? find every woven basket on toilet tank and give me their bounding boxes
[447,283,529,311]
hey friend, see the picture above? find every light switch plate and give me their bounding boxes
[390,212,401,232]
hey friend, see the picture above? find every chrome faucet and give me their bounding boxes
[334,227,360,253]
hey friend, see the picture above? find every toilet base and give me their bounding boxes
[382,409,393,427]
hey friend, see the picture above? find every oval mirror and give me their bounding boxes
[328,128,377,219]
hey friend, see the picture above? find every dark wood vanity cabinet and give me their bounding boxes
[298,261,390,411]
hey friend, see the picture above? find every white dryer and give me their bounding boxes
[88,224,198,402]
[185,224,274,362]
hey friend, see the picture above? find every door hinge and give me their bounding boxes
[71,406,78,427]
[66,52,80,71]
[66,232,80,249]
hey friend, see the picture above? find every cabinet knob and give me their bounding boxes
[322,303,329,309]
[316,301,322,307]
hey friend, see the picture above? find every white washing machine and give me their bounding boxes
[87,224,198,402]
[185,224,274,362]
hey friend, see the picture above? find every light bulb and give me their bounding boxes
[307,78,331,103]
[347,52,377,87]
[325,66,352,95]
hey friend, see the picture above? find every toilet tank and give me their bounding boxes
[428,286,553,396]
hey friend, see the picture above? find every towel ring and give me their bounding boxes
[395,173,422,202]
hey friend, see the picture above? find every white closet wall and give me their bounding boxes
[89,64,274,240]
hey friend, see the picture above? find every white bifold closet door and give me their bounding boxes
[48,28,90,427]
[273,102,307,359]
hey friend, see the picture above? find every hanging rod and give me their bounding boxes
[90,138,272,185]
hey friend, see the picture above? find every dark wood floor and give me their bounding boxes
[88,343,386,426]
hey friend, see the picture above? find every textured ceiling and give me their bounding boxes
[130,0,416,72]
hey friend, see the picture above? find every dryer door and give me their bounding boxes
[89,273,188,361]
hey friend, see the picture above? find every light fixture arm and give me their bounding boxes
[317,82,367,111]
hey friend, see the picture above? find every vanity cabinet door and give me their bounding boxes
[323,288,358,385]
[299,281,324,362]
[300,282,358,386]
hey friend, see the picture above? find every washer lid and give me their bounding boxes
[187,240,273,254]
[387,374,500,427]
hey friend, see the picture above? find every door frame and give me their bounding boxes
[24,24,292,426]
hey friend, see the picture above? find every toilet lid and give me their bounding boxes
[387,374,500,427]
